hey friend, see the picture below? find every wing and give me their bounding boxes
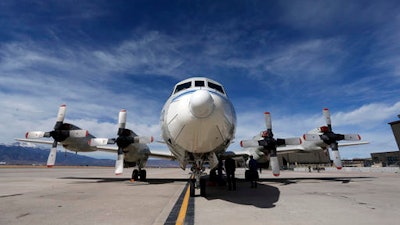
[93,145,175,160]
[148,150,176,160]
[277,145,306,154]
[15,138,56,145]
[276,140,369,154]
[338,141,369,147]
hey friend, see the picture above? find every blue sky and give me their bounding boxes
[1,0,400,160]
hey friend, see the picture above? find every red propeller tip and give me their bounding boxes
[47,165,54,168]
[357,135,361,140]
[240,141,243,147]
[264,112,270,115]
[60,104,66,107]
[121,109,126,112]
[273,173,280,177]
[25,132,29,139]
[336,167,342,170]
[115,173,122,175]
[323,108,329,111]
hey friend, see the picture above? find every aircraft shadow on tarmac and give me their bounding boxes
[60,177,189,184]
[203,176,375,208]
[205,180,280,209]
[258,176,375,185]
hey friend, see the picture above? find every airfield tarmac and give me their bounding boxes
[1,167,399,225]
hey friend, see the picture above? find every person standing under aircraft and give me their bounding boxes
[249,155,258,188]
[217,158,225,186]
[224,156,236,191]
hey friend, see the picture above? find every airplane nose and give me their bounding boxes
[189,90,214,118]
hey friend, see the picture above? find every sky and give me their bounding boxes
[1,0,400,160]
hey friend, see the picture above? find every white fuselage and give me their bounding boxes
[160,77,236,169]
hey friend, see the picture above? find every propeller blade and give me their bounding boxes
[240,140,259,148]
[330,142,342,169]
[264,112,272,130]
[88,138,110,146]
[332,150,342,169]
[69,130,88,138]
[115,148,124,175]
[47,141,58,167]
[25,131,47,139]
[134,136,154,144]
[54,104,66,130]
[118,109,127,129]
[344,134,361,141]
[323,108,332,131]
[270,156,280,177]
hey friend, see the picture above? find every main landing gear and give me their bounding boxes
[132,169,146,181]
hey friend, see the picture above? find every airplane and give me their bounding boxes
[160,77,237,196]
[16,104,164,181]
[240,108,368,177]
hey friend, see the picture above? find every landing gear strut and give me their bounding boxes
[189,160,207,197]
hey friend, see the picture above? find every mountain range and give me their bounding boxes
[0,143,179,167]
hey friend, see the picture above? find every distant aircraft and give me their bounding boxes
[160,77,236,196]
[16,105,169,181]
[240,108,368,177]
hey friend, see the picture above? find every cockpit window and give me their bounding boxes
[174,82,192,94]
[208,81,225,94]
[195,80,205,87]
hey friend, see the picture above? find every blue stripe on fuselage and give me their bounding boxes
[171,89,228,102]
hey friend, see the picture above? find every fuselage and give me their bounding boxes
[160,77,236,169]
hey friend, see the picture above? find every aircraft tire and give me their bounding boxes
[189,179,195,197]
[200,177,206,197]
[139,170,146,181]
[132,169,139,180]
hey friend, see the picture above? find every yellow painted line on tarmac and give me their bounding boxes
[175,184,191,225]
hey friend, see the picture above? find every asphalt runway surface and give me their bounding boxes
[1,166,399,225]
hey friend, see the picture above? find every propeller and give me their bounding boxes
[88,109,154,175]
[115,109,127,175]
[25,104,88,167]
[240,112,301,177]
[303,108,362,169]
